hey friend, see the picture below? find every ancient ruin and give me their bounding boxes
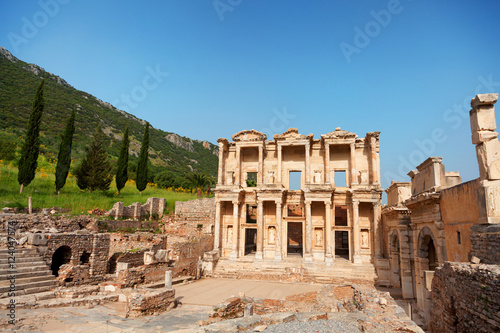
[212,127,383,267]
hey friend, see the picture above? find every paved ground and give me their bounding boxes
[0,278,324,332]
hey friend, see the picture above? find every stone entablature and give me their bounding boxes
[214,128,383,266]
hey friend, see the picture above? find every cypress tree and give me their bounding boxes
[115,126,129,195]
[75,124,113,192]
[18,79,45,193]
[55,110,75,194]
[136,122,149,194]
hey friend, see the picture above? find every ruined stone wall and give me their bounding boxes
[106,197,166,221]
[169,235,213,277]
[0,214,93,233]
[99,220,159,232]
[116,263,171,287]
[45,233,110,280]
[174,197,215,229]
[470,224,500,264]
[431,262,500,333]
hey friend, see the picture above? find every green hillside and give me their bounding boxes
[0,47,218,181]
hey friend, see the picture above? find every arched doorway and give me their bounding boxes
[418,228,438,272]
[80,251,91,264]
[51,246,71,276]
[389,230,402,288]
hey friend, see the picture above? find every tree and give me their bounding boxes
[115,126,129,195]
[136,122,149,194]
[55,110,75,194]
[185,172,214,196]
[18,79,45,193]
[74,124,113,192]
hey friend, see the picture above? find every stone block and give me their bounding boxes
[471,256,481,264]
[471,93,498,108]
[472,130,499,145]
[260,312,296,324]
[155,249,168,263]
[244,303,253,317]
[424,270,434,291]
[477,180,500,223]
[476,140,500,180]
[470,105,497,133]
[144,251,156,265]
[28,233,48,245]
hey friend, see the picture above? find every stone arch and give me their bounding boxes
[80,251,91,265]
[417,227,438,271]
[51,246,72,276]
[389,229,402,288]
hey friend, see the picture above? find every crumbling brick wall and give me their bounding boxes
[169,234,213,277]
[431,262,500,333]
[174,197,215,230]
[470,224,500,264]
[0,214,93,233]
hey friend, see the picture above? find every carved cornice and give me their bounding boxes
[321,127,357,140]
[231,129,267,142]
[273,128,313,141]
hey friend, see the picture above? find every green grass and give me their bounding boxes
[0,162,201,215]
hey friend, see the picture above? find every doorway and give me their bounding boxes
[244,228,257,255]
[287,222,303,257]
[51,246,71,276]
[335,230,349,259]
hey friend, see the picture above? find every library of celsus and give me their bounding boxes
[213,127,383,265]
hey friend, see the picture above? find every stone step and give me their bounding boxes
[0,293,118,309]
[0,279,57,295]
[0,269,52,280]
[0,261,48,270]
[0,274,55,287]
[0,265,52,275]
[0,256,47,263]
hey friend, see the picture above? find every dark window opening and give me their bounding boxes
[80,251,91,264]
[335,205,348,226]
[287,204,304,217]
[457,231,461,245]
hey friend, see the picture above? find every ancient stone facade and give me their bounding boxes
[381,93,500,331]
[213,128,383,265]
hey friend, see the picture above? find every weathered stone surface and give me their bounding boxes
[472,130,499,145]
[471,93,499,108]
[126,289,175,317]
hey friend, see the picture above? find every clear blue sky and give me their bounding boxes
[1,0,500,191]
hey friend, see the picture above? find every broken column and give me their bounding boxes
[470,93,500,224]
[165,270,173,289]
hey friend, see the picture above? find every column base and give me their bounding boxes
[325,254,334,266]
[274,252,283,261]
[353,255,363,265]
[304,253,313,262]
[255,251,263,260]
[229,250,238,260]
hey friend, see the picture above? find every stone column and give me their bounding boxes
[235,146,241,186]
[325,202,333,264]
[277,145,282,184]
[373,202,382,258]
[352,200,362,264]
[255,200,264,260]
[230,201,239,260]
[350,143,358,186]
[305,201,313,262]
[274,202,282,260]
[214,201,221,252]
[324,142,330,184]
[218,142,225,185]
[305,142,311,184]
[370,137,379,185]
[165,270,173,289]
[258,145,264,185]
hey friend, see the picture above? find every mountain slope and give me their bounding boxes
[0,46,218,180]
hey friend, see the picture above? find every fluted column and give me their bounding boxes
[255,200,264,260]
[352,200,362,264]
[277,145,282,184]
[274,202,282,260]
[214,201,221,252]
[325,202,333,264]
[229,201,239,260]
[350,143,358,186]
[373,202,382,258]
[305,201,313,262]
[324,142,330,184]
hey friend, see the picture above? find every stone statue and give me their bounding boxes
[227,227,233,245]
[269,227,276,244]
[267,171,275,184]
[360,170,368,184]
[314,170,322,184]
[315,229,322,246]
[361,231,369,248]
[226,171,234,185]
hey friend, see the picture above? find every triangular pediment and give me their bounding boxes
[273,128,313,141]
[321,127,357,140]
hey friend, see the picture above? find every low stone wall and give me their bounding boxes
[174,197,215,231]
[431,262,500,333]
[127,289,175,317]
[99,220,159,232]
[106,197,166,221]
[116,264,171,287]
[0,214,94,233]
[470,224,500,264]
[169,235,213,277]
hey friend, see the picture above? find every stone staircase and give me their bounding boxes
[0,247,58,298]
[212,256,377,284]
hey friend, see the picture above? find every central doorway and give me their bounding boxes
[287,222,303,257]
[244,228,257,256]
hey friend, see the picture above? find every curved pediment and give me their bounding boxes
[231,129,267,142]
[273,128,313,141]
[321,127,357,140]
